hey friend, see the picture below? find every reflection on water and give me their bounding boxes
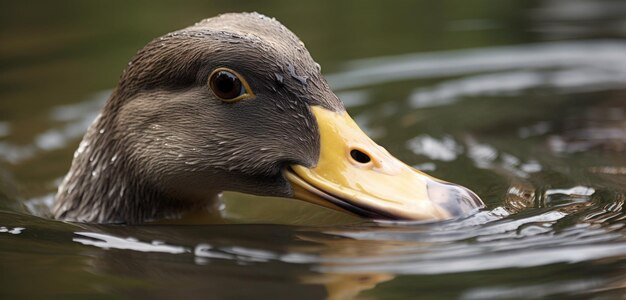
[326,41,626,92]
[0,92,106,164]
[2,0,626,299]
[531,0,626,39]
[2,197,625,298]
[73,232,188,254]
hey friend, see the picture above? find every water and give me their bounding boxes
[1,0,626,299]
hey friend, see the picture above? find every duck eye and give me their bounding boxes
[208,68,253,102]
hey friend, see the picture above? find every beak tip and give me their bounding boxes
[427,180,485,219]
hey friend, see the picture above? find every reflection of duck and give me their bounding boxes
[52,12,483,224]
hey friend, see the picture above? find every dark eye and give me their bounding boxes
[208,68,254,102]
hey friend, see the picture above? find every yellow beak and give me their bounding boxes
[285,106,484,221]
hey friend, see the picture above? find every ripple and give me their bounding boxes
[0,92,107,164]
[326,40,626,91]
[0,226,25,235]
[73,232,188,254]
[406,135,462,161]
[461,278,609,300]
[66,204,626,277]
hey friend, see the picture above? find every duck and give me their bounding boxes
[52,12,484,224]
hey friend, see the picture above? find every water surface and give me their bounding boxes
[1,0,626,299]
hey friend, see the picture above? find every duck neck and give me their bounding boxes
[52,95,212,224]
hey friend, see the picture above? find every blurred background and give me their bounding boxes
[1,0,626,299]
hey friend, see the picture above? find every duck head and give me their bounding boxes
[53,12,483,223]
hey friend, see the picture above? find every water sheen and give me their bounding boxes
[1,1,626,299]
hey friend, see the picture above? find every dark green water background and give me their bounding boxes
[1,1,626,299]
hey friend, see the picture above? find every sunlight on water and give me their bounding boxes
[73,232,188,253]
[1,1,626,299]
[326,41,626,92]
[53,198,625,275]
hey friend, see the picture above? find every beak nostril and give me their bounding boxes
[350,149,371,164]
